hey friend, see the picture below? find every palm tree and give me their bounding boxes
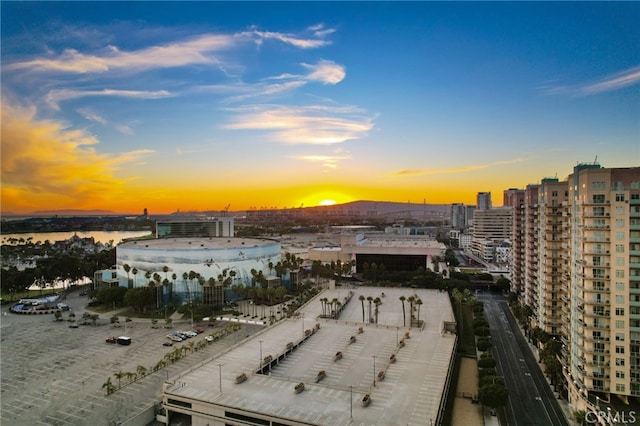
[131,267,138,287]
[399,296,407,327]
[407,296,415,326]
[373,297,381,324]
[102,377,115,395]
[171,272,177,295]
[123,264,131,288]
[416,298,423,325]
[114,370,125,388]
[163,265,169,281]
[188,270,197,300]
[359,295,366,322]
[367,296,373,323]
[162,278,170,306]
[182,272,189,302]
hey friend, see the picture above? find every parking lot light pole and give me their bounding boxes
[259,340,263,370]
[350,385,353,421]
[372,356,376,387]
[218,363,223,393]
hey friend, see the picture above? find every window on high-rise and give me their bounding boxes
[616,358,625,366]
[616,219,625,227]
[616,333,625,341]
[616,345,625,354]
[616,371,626,379]
[616,282,625,291]
[616,194,625,202]
[593,194,606,204]
[616,270,625,278]
[616,257,625,266]
[616,295,625,304]
[616,206,625,215]
[616,384,626,392]
[616,308,625,316]
[617,320,625,329]
[616,232,625,241]
[616,244,625,253]
[593,182,606,189]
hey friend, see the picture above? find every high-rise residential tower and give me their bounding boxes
[504,188,525,295]
[511,164,640,413]
[563,164,640,412]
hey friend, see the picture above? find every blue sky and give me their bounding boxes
[2,1,639,214]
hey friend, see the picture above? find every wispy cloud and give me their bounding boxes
[308,23,336,38]
[77,107,107,125]
[205,60,345,103]
[5,23,334,77]
[222,104,374,145]
[291,152,351,169]
[391,157,528,177]
[46,88,172,109]
[244,26,332,49]
[5,34,236,74]
[1,102,153,210]
[541,65,640,97]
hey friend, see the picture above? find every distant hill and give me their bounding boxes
[30,209,117,216]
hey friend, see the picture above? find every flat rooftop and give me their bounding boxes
[165,287,456,425]
[118,237,278,250]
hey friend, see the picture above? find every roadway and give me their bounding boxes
[479,293,568,426]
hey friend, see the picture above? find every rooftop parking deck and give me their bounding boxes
[164,288,457,426]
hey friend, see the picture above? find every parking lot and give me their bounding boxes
[0,290,262,425]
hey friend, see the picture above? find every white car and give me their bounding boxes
[205,336,214,342]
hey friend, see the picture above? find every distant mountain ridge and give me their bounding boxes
[2,209,118,217]
[3,200,453,218]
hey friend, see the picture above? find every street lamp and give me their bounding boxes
[350,385,353,421]
[372,355,376,387]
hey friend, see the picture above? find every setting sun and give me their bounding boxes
[319,199,337,206]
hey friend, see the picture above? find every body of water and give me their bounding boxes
[1,230,152,245]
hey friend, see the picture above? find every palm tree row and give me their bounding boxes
[399,294,423,328]
[102,323,242,395]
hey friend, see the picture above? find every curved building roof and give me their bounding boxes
[119,237,278,250]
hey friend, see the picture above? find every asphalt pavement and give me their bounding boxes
[0,289,262,425]
[479,293,569,426]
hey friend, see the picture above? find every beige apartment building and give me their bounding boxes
[511,164,640,413]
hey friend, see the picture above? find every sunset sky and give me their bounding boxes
[2,2,639,215]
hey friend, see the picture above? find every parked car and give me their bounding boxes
[116,336,132,345]
[105,336,117,344]
[69,322,79,328]
[162,341,173,347]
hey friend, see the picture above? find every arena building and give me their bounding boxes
[160,287,457,426]
[302,232,446,274]
[116,237,281,304]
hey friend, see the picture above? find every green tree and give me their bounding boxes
[102,377,115,395]
[478,382,508,408]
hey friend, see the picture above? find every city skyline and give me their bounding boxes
[2,2,639,215]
